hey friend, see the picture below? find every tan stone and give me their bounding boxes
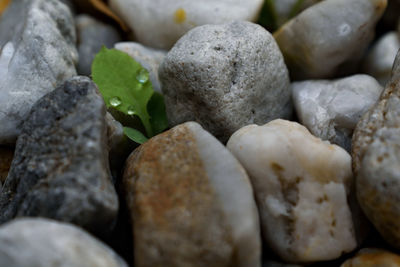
[123,121,261,267]
[341,249,400,267]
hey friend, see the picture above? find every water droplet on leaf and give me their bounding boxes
[136,69,149,84]
[127,106,136,116]
[109,97,122,107]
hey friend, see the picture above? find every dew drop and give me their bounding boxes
[136,69,149,84]
[127,106,136,116]
[109,97,122,107]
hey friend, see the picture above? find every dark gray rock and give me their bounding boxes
[76,14,121,76]
[159,21,291,142]
[0,0,78,144]
[0,76,119,235]
[0,218,128,267]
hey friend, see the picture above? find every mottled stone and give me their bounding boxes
[110,0,264,49]
[0,146,13,185]
[0,76,118,235]
[341,248,400,267]
[0,218,127,267]
[159,21,291,142]
[76,14,121,76]
[0,0,78,144]
[123,121,261,267]
[115,42,166,93]
[292,74,383,151]
[274,0,387,80]
[227,119,357,263]
[363,32,400,85]
[352,50,400,248]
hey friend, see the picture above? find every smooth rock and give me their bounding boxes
[227,119,357,263]
[0,146,13,185]
[115,42,166,93]
[274,0,322,27]
[123,121,261,267]
[0,0,78,144]
[341,248,400,267]
[0,218,127,267]
[159,21,292,142]
[0,76,119,235]
[76,14,121,76]
[363,32,400,85]
[292,74,383,151]
[274,0,387,80]
[109,0,264,49]
[352,50,400,248]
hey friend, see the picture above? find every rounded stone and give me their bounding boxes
[341,248,400,267]
[109,0,263,49]
[159,21,292,142]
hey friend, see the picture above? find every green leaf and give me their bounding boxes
[257,0,278,32]
[148,92,169,135]
[92,47,154,137]
[123,127,149,144]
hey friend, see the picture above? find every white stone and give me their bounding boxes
[292,74,383,151]
[274,0,387,80]
[109,0,264,49]
[363,32,400,85]
[227,119,357,263]
[115,42,166,93]
[0,218,127,267]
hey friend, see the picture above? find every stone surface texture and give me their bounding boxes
[363,31,400,85]
[0,0,78,144]
[0,76,119,235]
[292,74,383,151]
[0,218,128,267]
[227,119,357,263]
[341,248,400,267]
[274,0,322,27]
[0,146,13,185]
[274,0,387,80]
[115,42,166,93]
[76,14,121,76]
[352,50,400,248]
[159,21,292,142]
[109,0,264,49]
[123,121,261,267]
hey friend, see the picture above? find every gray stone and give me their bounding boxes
[0,76,119,235]
[352,50,400,249]
[0,0,78,144]
[274,0,323,27]
[76,14,121,76]
[274,0,387,80]
[159,21,292,142]
[0,218,128,267]
[292,74,383,151]
[109,0,264,49]
[115,42,166,93]
[123,121,261,267]
[363,32,400,85]
[228,120,358,263]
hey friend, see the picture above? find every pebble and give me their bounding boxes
[0,218,128,267]
[352,50,400,248]
[292,74,383,151]
[109,0,264,49]
[0,76,119,235]
[159,21,292,142]
[76,14,121,76]
[274,0,387,80]
[123,121,261,267]
[0,0,78,144]
[115,42,166,93]
[363,31,400,85]
[227,119,358,263]
[341,248,400,267]
[274,0,322,27]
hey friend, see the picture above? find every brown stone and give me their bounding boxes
[341,249,400,267]
[0,146,13,185]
